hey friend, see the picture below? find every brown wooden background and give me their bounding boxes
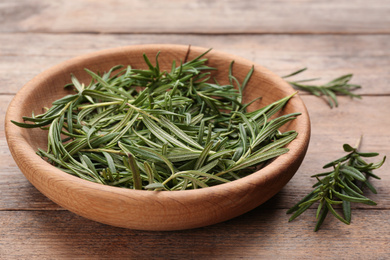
[1,1,389,259]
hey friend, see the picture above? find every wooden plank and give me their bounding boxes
[1,33,389,95]
[0,209,389,259]
[1,0,390,34]
[0,168,61,210]
[1,95,389,210]
[0,95,61,210]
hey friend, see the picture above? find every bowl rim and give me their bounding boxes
[5,44,310,229]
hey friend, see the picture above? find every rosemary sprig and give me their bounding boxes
[287,137,386,231]
[12,50,299,191]
[283,68,361,108]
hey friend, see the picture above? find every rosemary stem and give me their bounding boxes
[126,102,160,122]
[78,101,122,110]
[81,148,125,155]
[354,135,364,150]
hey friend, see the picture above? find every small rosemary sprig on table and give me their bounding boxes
[283,68,361,108]
[287,137,386,231]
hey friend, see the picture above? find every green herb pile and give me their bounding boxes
[12,50,299,190]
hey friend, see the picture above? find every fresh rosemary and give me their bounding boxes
[283,68,361,108]
[12,50,299,191]
[287,137,386,231]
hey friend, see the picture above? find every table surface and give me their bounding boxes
[1,1,389,259]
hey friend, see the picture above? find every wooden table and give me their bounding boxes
[1,1,389,258]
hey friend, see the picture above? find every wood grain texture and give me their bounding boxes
[1,0,390,258]
[0,209,389,259]
[1,0,390,34]
[1,34,389,95]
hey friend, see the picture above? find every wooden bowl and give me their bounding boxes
[5,44,310,231]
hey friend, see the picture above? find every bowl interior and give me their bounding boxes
[5,44,310,230]
[19,46,298,151]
